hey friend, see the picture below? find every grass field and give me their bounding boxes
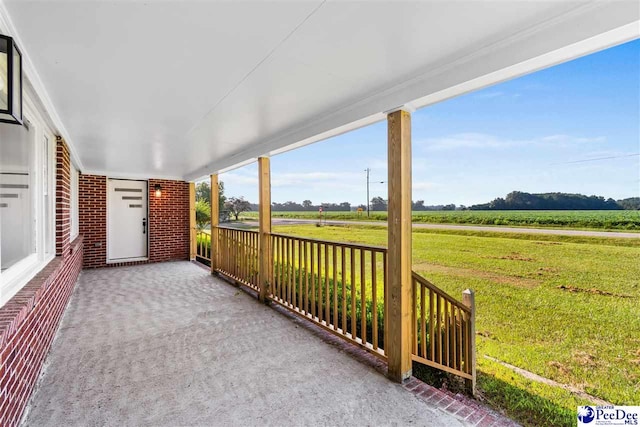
[267,224,640,426]
[242,210,640,230]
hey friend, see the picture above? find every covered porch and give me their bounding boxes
[0,1,637,425]
[23,261,504,426]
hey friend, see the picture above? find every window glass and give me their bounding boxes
[0,121,35,271]
[0,38,7,111]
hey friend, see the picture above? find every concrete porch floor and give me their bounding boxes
[22,261,508,426]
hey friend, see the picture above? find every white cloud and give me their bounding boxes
[417,133,607,151]
[222,172,258,186]
[474,91,504,99]
[271,171,362,187]
[413,181,439,191]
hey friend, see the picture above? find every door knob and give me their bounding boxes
[143,218,147,234]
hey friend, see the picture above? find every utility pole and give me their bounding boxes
[365,168,370,217]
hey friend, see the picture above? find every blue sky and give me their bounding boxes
[219,39,640,206]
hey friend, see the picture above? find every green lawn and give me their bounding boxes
[270,223,640,426]
[242,210,640,230]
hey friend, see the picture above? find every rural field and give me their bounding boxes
[243,210,640,231]
[263,224,640,426]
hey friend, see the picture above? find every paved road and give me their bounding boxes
[253,218,640,238]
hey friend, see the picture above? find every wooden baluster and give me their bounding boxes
[282,237,287,302]
[360,249,366,345]
[318,243,323,323]
[332,245,337,329]
[241,231,246,281]
[279,236,283,301]
[383,251,387,353]
[429,289,435,361]
[304,241,309,315]
[325,243,330,325]
[373,251,378,351]
[298,240,302,310]
[421,284,426,359]
[286,238,291,303]
[445,300,450,367]
[453,306,459,371]
[437,295,442,365]
[341,246,347,333]
[411,276,417,355]
[350,247,356,338]
[311,242,316,318]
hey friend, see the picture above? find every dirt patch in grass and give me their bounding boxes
[572,351,598,368]
[556,285,634,298]
[484,252,536,262]
[533,241,563,246]
[414,263,541,288]
[548,361,573,376]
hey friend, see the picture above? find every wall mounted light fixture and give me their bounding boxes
[0,34,23,125]
[154,184,162,198]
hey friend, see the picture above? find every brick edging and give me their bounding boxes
[403,377,519,426]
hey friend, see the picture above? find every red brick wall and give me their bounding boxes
[148,179,190,263]
[55,137,71,258]
[0,139,83,427]
[0,239,83,427]
[79,175,107,268]
[79,175,189,268]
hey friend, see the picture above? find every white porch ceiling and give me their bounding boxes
[1,0,638,181]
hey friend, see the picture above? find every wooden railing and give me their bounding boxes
[213,227,260,292]
[412,272,475,381]
[196,230,212,263]
[201,227,476,388]
[270,233,387,358]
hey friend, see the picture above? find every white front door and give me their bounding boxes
[107,179,148,261]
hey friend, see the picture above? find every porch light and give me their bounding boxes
[0,34,23,125]
[154,184,162,198]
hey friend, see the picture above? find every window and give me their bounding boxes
[0,96,55,307]
[0,120,35,271]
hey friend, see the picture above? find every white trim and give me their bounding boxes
[0,89,57,307]
[0,254,54,307]
[106,257,149,264]
[0,0,84,172]
[84,169,183,182]
[106,178,149,263]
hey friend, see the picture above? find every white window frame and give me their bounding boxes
[0,91,56,307]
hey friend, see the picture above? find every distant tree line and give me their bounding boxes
[260,197,465,212]
[470,191,639,211]
[196,183,639,218]
[265,200,353,212]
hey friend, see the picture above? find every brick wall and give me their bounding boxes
[148,179,190,263]
[0,139,83,427]
[79,175,189,268]
[55,137,71,258]
[79,175,107,268]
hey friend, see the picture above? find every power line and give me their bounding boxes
[552,153,639,165]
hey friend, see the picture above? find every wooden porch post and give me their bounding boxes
[258,157,272,302]
[386,109,413,383]
[463,289,477,396]
[189,182,196,260]
[210,174,219,273]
